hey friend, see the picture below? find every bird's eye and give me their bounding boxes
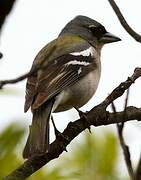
[89,26,107,39]
[98,27,104,32]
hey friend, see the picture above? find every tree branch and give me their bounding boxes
[112,95,135,180]
[107,0,141,42]
[135,154,141,180]
[0,0,17,32]
[102,67,141,107]
[0,0,17,58]
[4,67,141,180]
[117,89,135,180]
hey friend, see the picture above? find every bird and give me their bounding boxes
[23,15,121,159]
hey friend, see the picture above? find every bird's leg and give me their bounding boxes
[51,116,61,137]
[51,116,69,152]
[74,107,91,133]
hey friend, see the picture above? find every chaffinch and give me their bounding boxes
[23,15,121,158]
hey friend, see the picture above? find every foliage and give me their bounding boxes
[0,123,24,178]
[0,123,127,180]
[57,130,119,180]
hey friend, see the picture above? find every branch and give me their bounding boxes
[112,94,135,180]
[0,52,3,59]
[108,0,141,42]
[135,154,141,180]
[0,0,17,32]
[117,89,134,180]
[102,67,141,107]
[4,67,141,180]
[0,0,17,58]
[117,124,134,179]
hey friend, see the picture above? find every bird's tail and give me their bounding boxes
[23,99,54,159]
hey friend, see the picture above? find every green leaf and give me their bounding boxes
[0,123,25,178]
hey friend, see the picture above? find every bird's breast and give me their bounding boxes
[54,65,101,112]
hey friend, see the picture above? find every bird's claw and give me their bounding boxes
[74,107,91,133]
[51,116,69,150]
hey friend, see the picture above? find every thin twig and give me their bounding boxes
[111,90,135,180]
[117,125,134,180]
[135,154,141,180]
[108,0,141,42]
[120,89,134,179]
[102,67,141,107]
[0,52,3,59]
[119,88,130,134]
[0,0,17,32]
[0,0,17,59]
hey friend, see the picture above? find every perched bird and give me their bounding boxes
[23,15,121,159]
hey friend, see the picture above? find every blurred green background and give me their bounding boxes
[0,121,129,180]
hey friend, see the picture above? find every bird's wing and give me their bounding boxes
[24,35,97,112]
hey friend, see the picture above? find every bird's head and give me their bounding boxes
[59,15,121,48]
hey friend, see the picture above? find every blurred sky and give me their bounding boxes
[0,0,141,176]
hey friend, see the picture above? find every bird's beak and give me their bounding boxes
[100,32,121,43]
